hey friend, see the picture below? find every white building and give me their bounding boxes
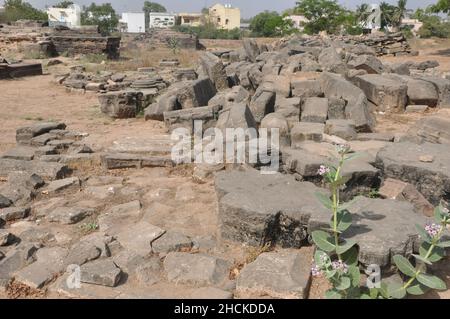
[47,4,81,28]
[120,12,146,33]
[285,15,309,31]
[149,12,176,29]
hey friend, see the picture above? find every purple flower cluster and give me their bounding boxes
[311,264,322,277]
[317,165,330,176]
[425,223,442,238]
[331,260,349,274]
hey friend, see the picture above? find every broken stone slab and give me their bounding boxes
[198,52,229,90]
[379,178,434,216]
[101,153,174,170]
[420,76,450,108]
[318,47,347,74]
[325,119,357,140]
[8,171,45,190]
[301,97,329,123]
[354,74,407,112]
[260,113,290,147]
[107,136,174,157]
[327,97,346,120]
[98,91,142,119]
[63,241,101,267]
[216,103,258,132]
[13,247,68,289]
[0,230,13,246]
[208,85,250,110]
[309,197,429,267]
[236,250,311,299]
[215,169,329,247]
[0,206,30,222]
[80,259,122,287]
[0,195,12,209]
[320,72,374,132]
[1,146,35,161]
[133,256,163,286]
[98,200,142,235]
[0,243,40,285]
[30,133,58,147]
[16,122,66,145]
[0,183,34,206]
[375,142,450,205]
[261,75,292,99]
[404,78,438,107]
[356,133,395,142]
[282,148,327,178]
[405,105,428,113]
[49,273,120,299]
[116,221,165,257]
[347,54,384,74]
[404,116,450,145]
[164,252,231,286]
[44,177,80,194]
[249,88,276,123]
[151,231,192,255]
[290,122,324,147]
[163,105,220,133]
[0,158,69,180]
[243,39,261,63]
[291,79,323,100]
[46,206,94,224]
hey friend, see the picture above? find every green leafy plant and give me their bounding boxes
[311,144,449,299]
[168,37,180,55]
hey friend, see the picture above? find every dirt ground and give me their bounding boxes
[1,38,450,299]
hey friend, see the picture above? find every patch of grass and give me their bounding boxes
[79,221,99,234]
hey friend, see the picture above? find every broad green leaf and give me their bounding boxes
[312,230,335,253]
[335,175,351,187]
[314,250,328,267]
[419,242,444,263]
[369,288,379,299]
[417,273,447,290]
[333,276,351,291]
[434,206,444,223]
[341,246,359,266]
[406,281,429,296]
[360,294,372,299]
[437,240,450,248]
[415,224,432,243]
[345,152,362,162]
[387,282,406,299]
[393,255,416,277]
[325,269,337,279]
[336,239,357,255]
[315,192,332,209]
[348,265,361,287]
[336,209,352,233]
[412,254,432,265]
[325,289,342,299]
[379,282,390,299]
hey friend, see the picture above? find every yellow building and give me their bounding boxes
[177,13,204,27]
[209,4,240,30]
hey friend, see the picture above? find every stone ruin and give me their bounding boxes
[0,33,450,299]
[0,22,121,59]
[0,56,43,79]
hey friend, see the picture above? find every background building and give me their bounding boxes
[120,12,145,33]
[149,12,176,29]
[47,4,81,28]
[209,3,240,30]
[177,13,203,27]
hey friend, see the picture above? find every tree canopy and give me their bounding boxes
[249,11,295,37]
[52,1,74,8]
[295,0,347,34]
[142,1,167,13]
[1,0,48,22]
[81,3,118,35]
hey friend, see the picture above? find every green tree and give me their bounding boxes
[295,0,346,34]
[1,0,48,22]
[52,1,74,8]
[429,0,450,14]
[249,11,294,37]
[81,3,118,35]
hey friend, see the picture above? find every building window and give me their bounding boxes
[226,19,229,25]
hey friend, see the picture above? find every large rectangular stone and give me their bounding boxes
[301,97,328,123]
[0,159,68,180]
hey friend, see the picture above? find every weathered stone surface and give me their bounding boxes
[282,148,327,178]
[290,122,324,146]
[98,200,142,235]
[301,97,329,123]
[325,119,357,140]
[236,250,311,299]
[348,54,384,74]
[46,206,93,224]
[215,170,329,247]
[0,158,68,180]
[420,76,450,108]
[164,252,231,286]
[116,221,165,257]
[151,231,192,254]
[320,72,374,132]
[0,195,12,209]
[405,105,428,113]
[0,206,30,221]
[261,75,291,99]
[216,103,258,132]
[260,113,290,147]
[208,85,250,110]
[243,39,260,63]
[64,241,101,267]
[8,171,45,190]
[327,97,346,120]
[199,52,229,90]
[291,79,323,100]
[0,243,39,284]
[45,177,80,194]
[356,133,394,142]
[0,230,13,246]
[80,259,122,287]
[16,122,66,145]
[249,88,276,123]
[318,47,346,74]
[354,74,407,112]
[379,178,434,216]
[13,247,68,289]
[101,153,174,170]
[375,142,450,205]
[1,146,35,161]
[134,257,163,285]
[310,197,428,267]
[405,78,438,107]
[404,116,450,145]
[163,105,220,133]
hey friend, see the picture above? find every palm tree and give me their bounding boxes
[380,1,395,30]
[391,0,408,30]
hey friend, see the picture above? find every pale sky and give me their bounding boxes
[0,0,439,18]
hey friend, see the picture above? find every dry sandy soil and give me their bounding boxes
[0,38,449,299]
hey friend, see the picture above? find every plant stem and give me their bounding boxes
[332,155,345,260]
